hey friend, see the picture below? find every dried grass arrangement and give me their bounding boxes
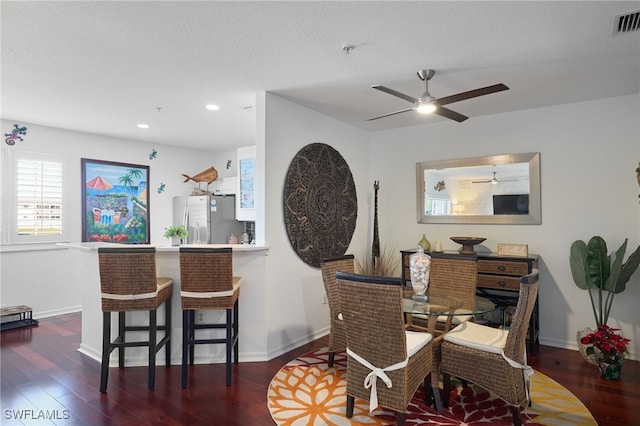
[355,245,401,277]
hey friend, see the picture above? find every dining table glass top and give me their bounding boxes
[402,289,495,317]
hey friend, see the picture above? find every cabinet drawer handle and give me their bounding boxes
[498,265,506,272]
[498,280,507,287]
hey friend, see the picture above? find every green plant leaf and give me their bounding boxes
[606,239,626,293]
[587,236,609,290]
[615,241,640,293]
[570,240,591,290]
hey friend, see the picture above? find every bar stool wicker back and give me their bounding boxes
[97,247,173,393]
[179,247,241,387]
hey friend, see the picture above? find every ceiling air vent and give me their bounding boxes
[612,10,640,35]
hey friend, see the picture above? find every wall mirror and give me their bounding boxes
[417,152,541,224]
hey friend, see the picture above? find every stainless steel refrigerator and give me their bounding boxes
[172,195,245,244]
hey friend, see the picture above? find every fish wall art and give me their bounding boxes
[182,166,220,195]
[182,166,218,184]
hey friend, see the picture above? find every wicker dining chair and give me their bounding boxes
[98,247,173,393]
[179,247,241,387]
[403,256,478,411]
[440,269,540,426]
[409,256,478,332]
[319,254,355,367]
[336,271,433,426]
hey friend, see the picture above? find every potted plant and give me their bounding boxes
[163,225,188,246]
[569,236,640,372]
[579,324,630,379]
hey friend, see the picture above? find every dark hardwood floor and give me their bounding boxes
[1,313,638,425]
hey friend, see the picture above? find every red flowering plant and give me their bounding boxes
[580,324,630,365]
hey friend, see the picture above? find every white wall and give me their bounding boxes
[262,93,371,357]
[369,94,640,359]
[0,119,232,317]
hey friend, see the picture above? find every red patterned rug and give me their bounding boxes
[267,347,596,425]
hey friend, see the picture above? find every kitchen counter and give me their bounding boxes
[59,242,269,366]
[57,241,268,252]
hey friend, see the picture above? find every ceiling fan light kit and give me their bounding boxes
[368,68,509,123]
[417,103,436,114]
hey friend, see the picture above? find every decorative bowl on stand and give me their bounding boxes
[450,237,486,254]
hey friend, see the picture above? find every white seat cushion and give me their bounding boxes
[443,321,508,354]
[405,330,433,358]
[412,308,474,325]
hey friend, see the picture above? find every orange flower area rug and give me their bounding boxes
[267,347,597,425]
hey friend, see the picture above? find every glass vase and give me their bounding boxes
[598,361,622,380]
[409,246,431,302]
[576,328,598,365]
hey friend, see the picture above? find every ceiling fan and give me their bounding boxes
[472,171,518,184]
[367,69,509,123]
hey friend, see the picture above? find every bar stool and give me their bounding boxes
[179,247,241,387]
[97,247,173,393]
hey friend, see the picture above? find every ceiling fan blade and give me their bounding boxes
[437,83,509,106]
[366,108,414,121]
[472,180,491,184]
[434,106,468,122]
[371,85,418,104]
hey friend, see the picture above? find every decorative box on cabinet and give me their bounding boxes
[400,249,540,354]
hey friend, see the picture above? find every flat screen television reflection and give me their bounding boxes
[493,194,529,215]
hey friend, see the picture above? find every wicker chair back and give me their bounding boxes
[319,255,354,364]
[179,247,237,310]
[429,257,478,310]
[98,247,169,312]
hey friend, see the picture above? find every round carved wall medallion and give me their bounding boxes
[283,143,357,267]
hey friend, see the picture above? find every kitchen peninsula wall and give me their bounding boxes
[0,119,245,317]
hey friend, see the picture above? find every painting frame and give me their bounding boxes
[81,158,150,244]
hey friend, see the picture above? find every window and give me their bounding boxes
[3,150,65,244]
[425,197,451,216]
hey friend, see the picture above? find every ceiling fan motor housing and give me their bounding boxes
[417,69,435,81]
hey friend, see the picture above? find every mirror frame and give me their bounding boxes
[416,152,541,225]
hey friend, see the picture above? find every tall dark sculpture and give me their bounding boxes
[372,180,380,269]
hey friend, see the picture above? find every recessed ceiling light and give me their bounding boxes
[206,104,220,111]
[137,123,150,129]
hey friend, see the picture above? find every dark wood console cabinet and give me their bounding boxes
[401,249,539,354]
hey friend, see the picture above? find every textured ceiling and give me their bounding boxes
[2,1,639,152]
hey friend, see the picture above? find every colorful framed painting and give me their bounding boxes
[81,158,150,244]
[236,145,256,221]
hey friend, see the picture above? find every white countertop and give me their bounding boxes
[57,242,269,253]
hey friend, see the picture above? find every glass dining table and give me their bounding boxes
[402,290,495,332]
[402,288,496,412]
